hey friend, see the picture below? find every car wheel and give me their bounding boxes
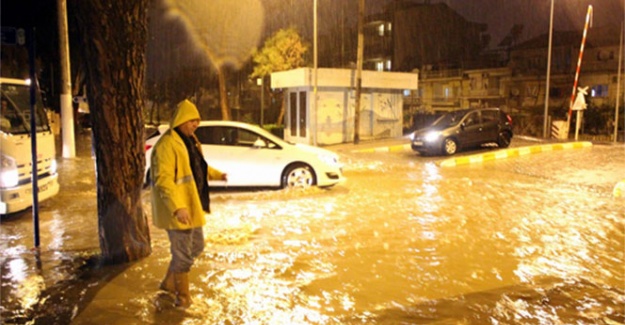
[442,138,457,155]
[497,131,511,148]
[282,163,315,189]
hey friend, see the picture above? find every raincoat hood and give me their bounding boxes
[170,99,201,128]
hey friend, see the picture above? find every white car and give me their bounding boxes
[144,121,345,189]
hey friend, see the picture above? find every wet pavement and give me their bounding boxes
[1,133,624,324]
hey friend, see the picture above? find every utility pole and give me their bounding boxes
[543,0,554,139]
[258,77,264,127]
[58,0,75,158]
[313,0,318,145]
[353,0,364,144]
[614,22,623,142]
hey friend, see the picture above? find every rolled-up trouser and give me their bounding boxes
[166,227,205,273]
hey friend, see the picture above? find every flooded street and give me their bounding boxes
[189,145,624,324]
[1,137,624,324]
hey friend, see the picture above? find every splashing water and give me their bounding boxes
[162,0,264,69]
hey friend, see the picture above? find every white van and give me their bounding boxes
[1,77,59,214]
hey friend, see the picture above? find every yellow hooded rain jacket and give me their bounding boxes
[150,100,225,230]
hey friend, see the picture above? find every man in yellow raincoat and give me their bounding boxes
[151,99,227,309]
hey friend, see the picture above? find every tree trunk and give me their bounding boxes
[74,1,152,264]
[276,92,285,126]
[218,67,231,120]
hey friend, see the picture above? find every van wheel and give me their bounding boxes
[282,163,315,189]
[497,132,511,148]
[443,138,457,155]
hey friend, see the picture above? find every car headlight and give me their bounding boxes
[424,131,442,142]
[0,154,19,188]
[50,159,57,175]
[318,154,339,167]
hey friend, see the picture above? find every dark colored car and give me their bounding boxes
[410,108,513,156]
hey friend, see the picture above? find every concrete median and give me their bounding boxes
[439,141,593,167]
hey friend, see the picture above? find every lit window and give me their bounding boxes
[591,84,608,97]
[376,61,384,71]
[386,60,391,70]
[378,24,385,36]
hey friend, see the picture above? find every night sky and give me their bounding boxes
[2,0,622,113]
[2,0,624,50]
[440,0,625,46]
[2,0,624,73]
[1,1,58,49]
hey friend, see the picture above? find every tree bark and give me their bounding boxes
[74,1,152,264]
[217,67,231,120]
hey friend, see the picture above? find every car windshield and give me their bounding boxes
[245,124,285,145]
[1,84,51,135]
[430,110,467,128]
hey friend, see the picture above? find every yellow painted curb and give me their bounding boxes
[439,141,593,167]
[353,144,411,153]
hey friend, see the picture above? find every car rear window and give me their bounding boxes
[481,110,499,123]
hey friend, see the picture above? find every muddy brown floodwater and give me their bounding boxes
[1,137,624,324]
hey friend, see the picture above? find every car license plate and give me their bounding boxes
[28,182,49,194]
[413,141,423,146]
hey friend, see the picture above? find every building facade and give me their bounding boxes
[363,1,489,73]
[363,2,623,138]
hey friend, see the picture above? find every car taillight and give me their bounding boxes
[145,144,153,151]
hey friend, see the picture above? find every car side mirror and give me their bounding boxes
[253,138,266,148]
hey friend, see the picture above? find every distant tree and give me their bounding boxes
[250,27,309,125]
[73,1,151,264]
[145,80,170,125]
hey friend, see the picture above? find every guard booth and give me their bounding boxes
[271,68,418,145]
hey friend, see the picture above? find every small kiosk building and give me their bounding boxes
[271,68,419,145]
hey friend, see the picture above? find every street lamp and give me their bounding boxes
[543,0,555,139]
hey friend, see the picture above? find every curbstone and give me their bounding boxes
[352,143,411,153]
[439,141,593,167]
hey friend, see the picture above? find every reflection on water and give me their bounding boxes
[130,147,623,324]
[5,258,44,312]
[188,147,625,324]
[1,144,624,324]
